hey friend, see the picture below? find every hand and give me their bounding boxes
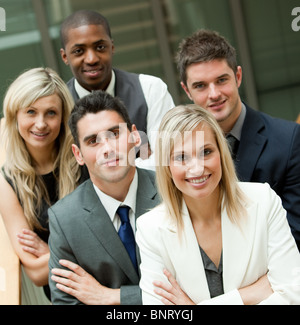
[238,273,273,305]
[17,229,49,257]
[153,269,195,305]
[51,259,120,305]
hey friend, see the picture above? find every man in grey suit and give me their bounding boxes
[48,91,160,305]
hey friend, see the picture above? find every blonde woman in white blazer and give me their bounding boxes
[136,104,300,305]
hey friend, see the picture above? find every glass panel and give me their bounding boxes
[242,0,300,120]
[0,0,45,116]
[164,0,246,103]
[43,0,165,85]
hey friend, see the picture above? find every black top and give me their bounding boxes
[36,172,58,242]
[2,168,57,243]
[2,165,89,241]
[199,246,224,299]
[2,166,89,301]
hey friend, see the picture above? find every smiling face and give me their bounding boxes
[72,110,140,190]
[61,24,115,92]
[169,123,222,204]
[17,93,63,155]
[181,59,243,133]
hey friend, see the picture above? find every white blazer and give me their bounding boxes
[136,182,300,305]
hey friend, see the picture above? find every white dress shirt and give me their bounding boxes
[92,169,138,234]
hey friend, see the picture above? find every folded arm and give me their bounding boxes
[0,174,49,286]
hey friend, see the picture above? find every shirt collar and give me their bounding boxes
[228,103,246,141]
[74,70,116,99]
[92,169,138,222]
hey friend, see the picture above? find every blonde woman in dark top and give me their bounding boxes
[0,67,82,304]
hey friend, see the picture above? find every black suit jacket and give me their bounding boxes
[48,168,160,305]
[236,105,300,249]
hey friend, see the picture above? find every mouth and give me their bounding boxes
[186,175,210,184]
[31,131,49,138]
[208,99,227,110]
[101,158,120,167]
[83,68,102,78]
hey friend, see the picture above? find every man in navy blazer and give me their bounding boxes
[176,29,300,250]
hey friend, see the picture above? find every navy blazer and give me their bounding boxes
[235,105,300,249]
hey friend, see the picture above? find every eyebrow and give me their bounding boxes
[71,39,108,49]
[28,105,58,110]
[172,143,214,154]
[191,73,230,87]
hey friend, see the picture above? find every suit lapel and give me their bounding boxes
[81,170,158,283]
[135,168,158,218]
[81,180,139,283]
[135,168,160,265]
[67,78,80,101]
[159,203,211,304]
[159,197,258,301]
[236,106,267,181]
[222,197,258,291]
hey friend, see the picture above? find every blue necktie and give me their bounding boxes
[117,206,138,273]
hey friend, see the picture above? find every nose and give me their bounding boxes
[35,115,47,130]
[208,84,221,100]
[103,138,114,156]
[84,49,99,65]
[97,137,117,162]
[187,157,204,176]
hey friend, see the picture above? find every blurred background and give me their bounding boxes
[0,0,299,121]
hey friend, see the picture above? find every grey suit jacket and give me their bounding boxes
[67,68,148,135]
[48,168,160,305]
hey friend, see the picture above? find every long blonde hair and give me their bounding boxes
[2,67,80,231]
[155,104,247,232]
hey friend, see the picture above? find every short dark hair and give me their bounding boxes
[60,10,112,48]
[176,29,238,85]
[69,90,133,147]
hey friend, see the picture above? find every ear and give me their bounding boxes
[72,144,85,166]
[129,124,142,147]
[236,66,243,88]
[111,40,115,55]
[180,81,193,101]
[60,48,69,66]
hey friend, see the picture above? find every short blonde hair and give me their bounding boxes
[2,67,80,230]
[155,104,247,232]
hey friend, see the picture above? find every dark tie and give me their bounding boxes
[226,134,239,160]
[117,206,138,273]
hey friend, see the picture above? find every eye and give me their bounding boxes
[174,153,187,162]
[194,83,205,90]
[203,148,212,156]
[47,110,57,116]
[107,129,120,139]
[87,136,97,145]
[97,44,106,52]
[26,109,36,115]
[72,48,83,56]
[217,77,228,84]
